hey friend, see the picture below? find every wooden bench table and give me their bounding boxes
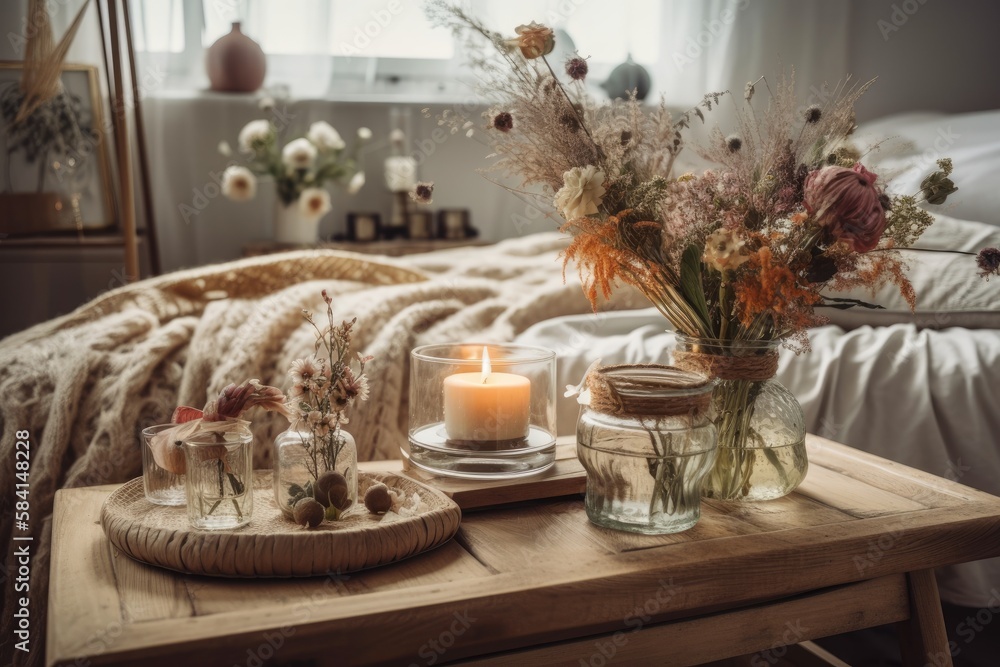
[46,435,1000,666]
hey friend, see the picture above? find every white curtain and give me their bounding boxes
[656,0,850,107]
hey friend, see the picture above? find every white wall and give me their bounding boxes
[845,0,1000,121]
[142,95,542,273]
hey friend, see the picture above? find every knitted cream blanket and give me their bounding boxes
[0,232,644,665]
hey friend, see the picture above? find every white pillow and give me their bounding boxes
[821,214,1000,330]
[854,110,1000,227]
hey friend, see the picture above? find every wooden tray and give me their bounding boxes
[391,440,586,510]
[100,471,461,577]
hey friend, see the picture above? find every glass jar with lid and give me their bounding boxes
[577,364,718,534]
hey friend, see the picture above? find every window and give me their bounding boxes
[478,1,661,67]
[130,0,668,99]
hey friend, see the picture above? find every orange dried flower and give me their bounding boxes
[735,247,821,329]
[561,212,661,310]
[831,251,916,311]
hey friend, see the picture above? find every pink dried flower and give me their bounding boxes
[804,163,888,253]
[203,380,291,421]
[565,57,588,81]
[977,247,1000,279]
[150,380,289,474]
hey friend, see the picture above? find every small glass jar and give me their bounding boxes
[184,426,254,530]
[273,426,358,520]
[577,366,718,534]
[673,336,808,501]
[141,424,185,506]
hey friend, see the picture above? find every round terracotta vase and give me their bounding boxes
[206,22,266,93]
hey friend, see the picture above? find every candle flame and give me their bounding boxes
[481,346,491,383]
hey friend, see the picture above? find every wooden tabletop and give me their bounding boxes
[47,435,1000,666]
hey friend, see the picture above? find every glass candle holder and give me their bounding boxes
[577,366,718,534]
[184,426,254,530]
[141,424,186,506]
[408,343,556,479]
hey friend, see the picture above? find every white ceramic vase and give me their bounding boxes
[273,201,323,244]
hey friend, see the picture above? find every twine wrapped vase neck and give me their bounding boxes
[586,364,713,418]
[672,349,779,382]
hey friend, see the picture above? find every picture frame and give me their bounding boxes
[437,208,472,240]
[0,62,115,235]
[346,212,382,242]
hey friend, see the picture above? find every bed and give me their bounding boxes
[1,110,998,658]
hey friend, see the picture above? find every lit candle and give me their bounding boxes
[443,347,530,443]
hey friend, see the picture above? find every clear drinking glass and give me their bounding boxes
[184,426,254,530]
[577,367,718,534]
[141,424,186,506]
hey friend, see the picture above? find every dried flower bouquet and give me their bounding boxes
[428,3,997,499]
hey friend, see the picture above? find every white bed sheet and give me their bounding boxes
[516,308,1000,608]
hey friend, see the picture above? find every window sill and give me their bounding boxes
[147,78,492,106]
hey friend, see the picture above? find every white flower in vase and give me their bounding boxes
[348,171,366,194]
[237,119,274,153]
[221,166,257,201]
[282,138,318,170]
[299,188,331,220]
[554,165,606,220]
[357,126,372,141]
[307,121,346,152]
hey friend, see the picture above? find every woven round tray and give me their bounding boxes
[100,471,462,577]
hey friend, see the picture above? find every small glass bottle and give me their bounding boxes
[273,426,358,520]
[577,365,718,535]
[184,426,254,530]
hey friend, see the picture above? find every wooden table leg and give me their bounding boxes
[896,569,953,667]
